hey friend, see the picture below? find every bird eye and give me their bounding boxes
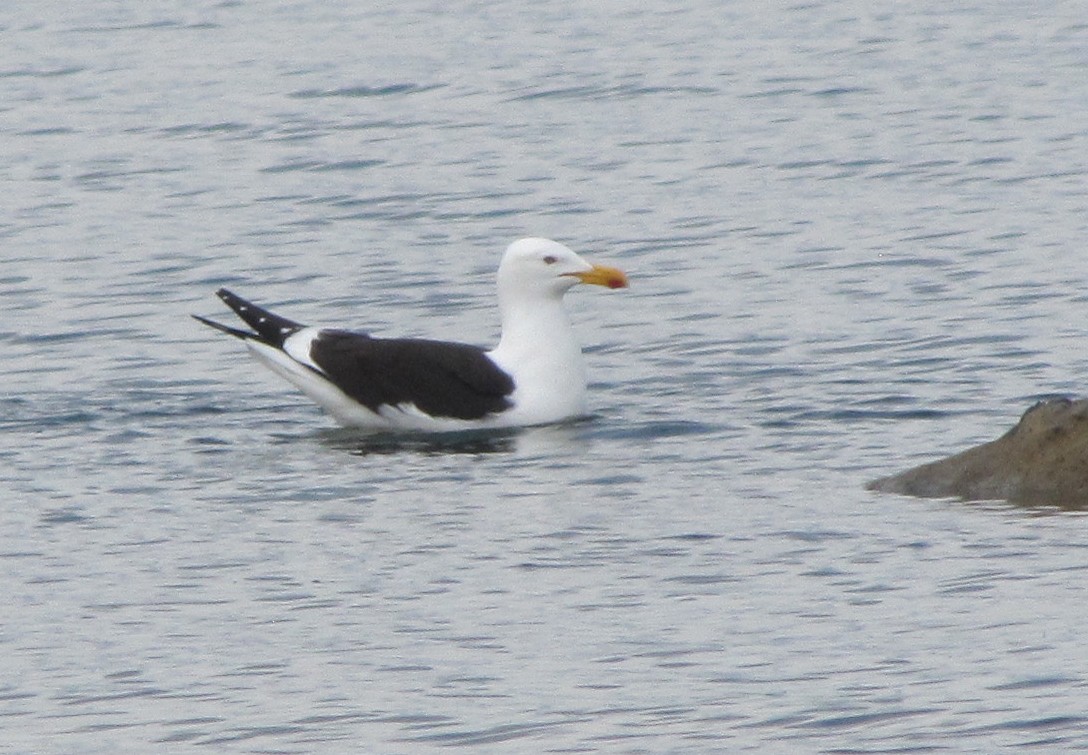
[543,255,558,265]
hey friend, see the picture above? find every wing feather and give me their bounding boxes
[309,331,514,420]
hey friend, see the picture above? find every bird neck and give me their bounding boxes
[494,294,581,364]
[491,292,590,421]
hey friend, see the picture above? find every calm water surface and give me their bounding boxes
[3,1,1088,752]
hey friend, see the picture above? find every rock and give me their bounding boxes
[867,397,1088,507]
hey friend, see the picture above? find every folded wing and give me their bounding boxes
[308,331,515,421]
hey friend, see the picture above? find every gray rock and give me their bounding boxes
[868,397,1088,507]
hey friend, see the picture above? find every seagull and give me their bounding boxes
[193,238,628,432]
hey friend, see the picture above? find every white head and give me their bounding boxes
[496,238,628,302]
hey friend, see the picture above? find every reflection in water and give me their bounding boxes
[311,416,724,458]
[317,427,518,457]
[314,418,597,458]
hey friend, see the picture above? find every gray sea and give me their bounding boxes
[4,1,1088,752]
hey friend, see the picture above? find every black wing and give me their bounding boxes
[192,288,305,347]
[310,330,515,421]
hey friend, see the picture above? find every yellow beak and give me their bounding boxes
[566,264,629,290]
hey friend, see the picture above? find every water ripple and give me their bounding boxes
[290,82,444,99]
[4,2,1088,753]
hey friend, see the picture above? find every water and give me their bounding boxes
[3,1,1088,752]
